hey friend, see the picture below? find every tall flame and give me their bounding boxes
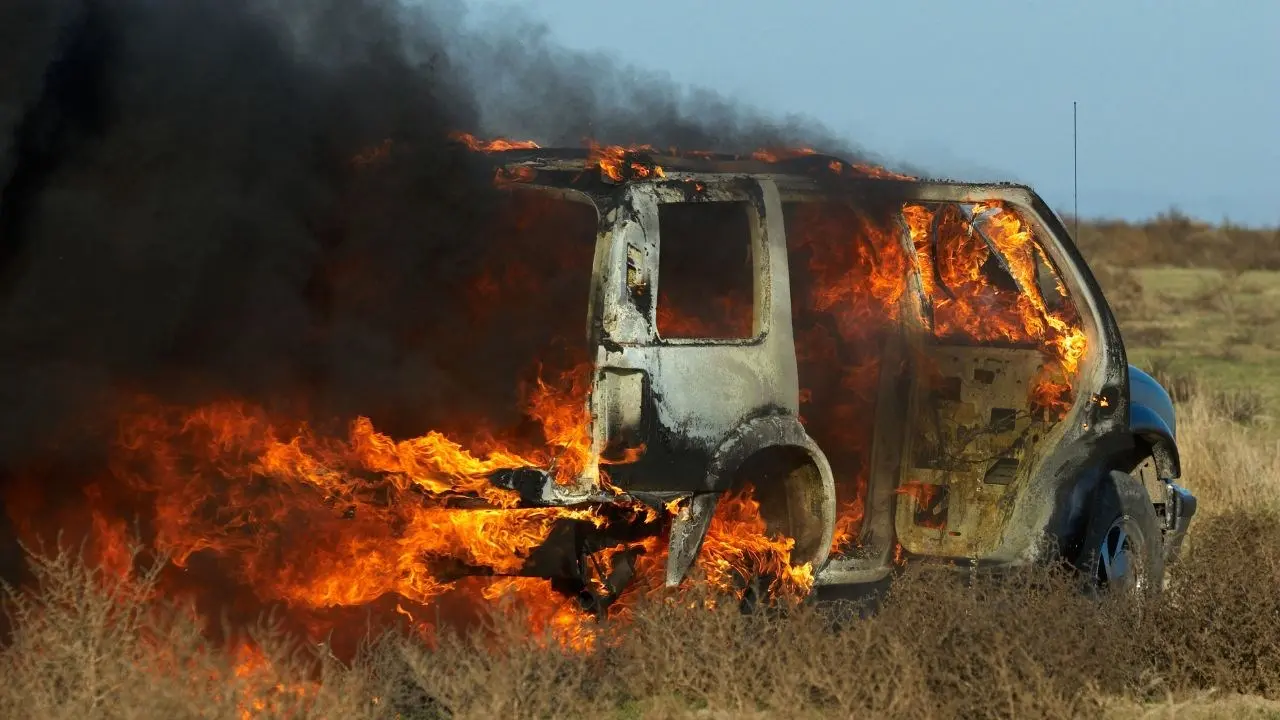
[113,386,604,611]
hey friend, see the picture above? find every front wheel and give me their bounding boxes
[1074,470,1165,599]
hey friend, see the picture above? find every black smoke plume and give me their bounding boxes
[0,0,892,584]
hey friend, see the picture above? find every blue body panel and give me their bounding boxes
[1127,364,1181,477]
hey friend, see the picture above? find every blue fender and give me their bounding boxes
[1128,364,1181,479]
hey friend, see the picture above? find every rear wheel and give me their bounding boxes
[724,447,832,613]
[1074,470,1164,599]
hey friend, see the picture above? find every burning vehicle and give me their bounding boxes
[12,136,1198,651]
[453,139,1198,610]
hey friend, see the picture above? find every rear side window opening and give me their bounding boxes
[655,200,757,341]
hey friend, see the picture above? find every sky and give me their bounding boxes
[464,0,1278,226]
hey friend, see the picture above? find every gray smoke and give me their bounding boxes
[442,6,868,155]
[0,0,899,491]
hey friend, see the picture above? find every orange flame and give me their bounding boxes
[696,486,815,600]
[113,377,607,612]
[587,142,667,182]
[786,202,910,553]
[896,481,946,530]
[904,201,1086,417]
[231,644,315,720]
[751,147,819,162]
[449,131,540,152]
[753,147,915,180]
[481,577,602,651]
[494,165,538,186]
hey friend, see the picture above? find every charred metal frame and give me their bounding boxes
[478,148,1196,593]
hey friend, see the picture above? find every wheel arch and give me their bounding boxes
[1043,431,1164,561]
[1130,408,1182,480]
[662,413,837,587]
[1128,364,1181,479]
[707,413,837,569]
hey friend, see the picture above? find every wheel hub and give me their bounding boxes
[1096,516,1146,594]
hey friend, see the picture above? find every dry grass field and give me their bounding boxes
[2,216,1279,720]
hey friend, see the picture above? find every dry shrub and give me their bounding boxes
[376,508,1280,720]
[1,389,1278,719]
[0,543,234,719]
[1170,384,1280,514]
[0,540,384,720]
[367,609,603,720]
[3,515,1277,720]
[1075,213,1280,272]
[1086,264,1148,324]
[1102,693,1280,719]
[1143,511,1280,698]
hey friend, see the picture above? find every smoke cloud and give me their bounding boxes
[0,0,896,582]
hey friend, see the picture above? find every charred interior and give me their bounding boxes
[779,188,1087,571]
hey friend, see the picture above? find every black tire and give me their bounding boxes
[1074,469,1165,599]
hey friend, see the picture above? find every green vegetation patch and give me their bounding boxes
[1090,265,1280,420]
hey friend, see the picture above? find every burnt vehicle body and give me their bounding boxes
[477,147,1196,604]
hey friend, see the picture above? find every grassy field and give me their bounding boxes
[1114,266,1280,417]
[2,262,1280,720]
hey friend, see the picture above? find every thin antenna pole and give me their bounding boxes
[1073,101,1079,239]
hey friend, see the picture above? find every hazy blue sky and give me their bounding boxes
[466,1,1278,226]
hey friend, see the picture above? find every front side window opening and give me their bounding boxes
[902,202,1078,346]
[902,199,1087,418]
[656,201,756,340]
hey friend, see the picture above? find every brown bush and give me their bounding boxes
[1143,512,1280,698]
[1087,263,1148,324]
[3,515,1278,720]
[1074,211,1280,272]
[0,540,382,720]
[2,390,1279,719]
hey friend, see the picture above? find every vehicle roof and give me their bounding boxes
[479,146,1038,196]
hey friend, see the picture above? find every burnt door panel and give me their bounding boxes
[590,179,799,492]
